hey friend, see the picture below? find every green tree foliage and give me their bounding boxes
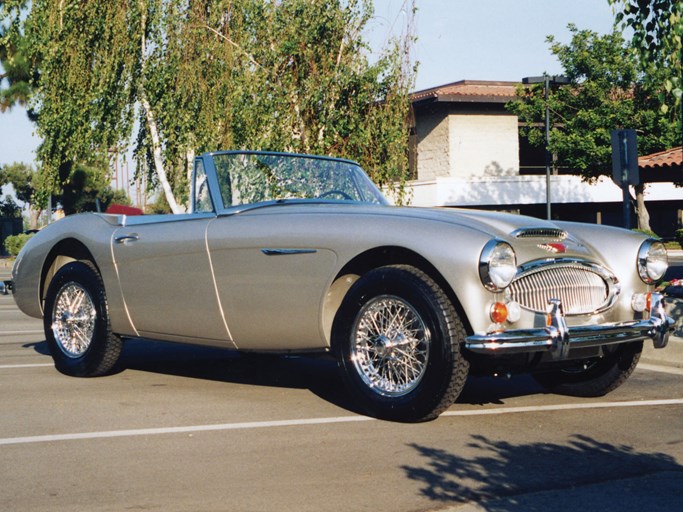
[0,0,33,112]
[11,0,414,212]
[59,160,131,215]
[24,0,140,195]
[0,161,46,227]
[508,26,678,182]
[609,0,682,122]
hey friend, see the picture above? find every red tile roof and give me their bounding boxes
[638,146,682,169]
[411,80,518,104]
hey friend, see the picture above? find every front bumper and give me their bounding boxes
[0,280,13,295]
[465,293,674,360]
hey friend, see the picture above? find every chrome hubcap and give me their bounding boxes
[351,295,430,397]
[51,282,97,358]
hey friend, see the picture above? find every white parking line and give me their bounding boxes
[1,399,682,446]
[0,330,44,336]
[0,363,52,369]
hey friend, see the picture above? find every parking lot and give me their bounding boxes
[2,265,683,511]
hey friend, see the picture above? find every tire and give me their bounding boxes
[332,265,469,422]
[43,260,122,377]
[532,341,643,397]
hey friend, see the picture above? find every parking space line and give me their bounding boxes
[0,363,53,369]
[1,398,682,446]
[0,330,44,336]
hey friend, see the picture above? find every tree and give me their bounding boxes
[24,0,140,201]
[508,25,678,229]
[608,0,682,128]
[0,161,45,228]
[0,0,34,112]
[13,0,414,213]
[58,160,131,215]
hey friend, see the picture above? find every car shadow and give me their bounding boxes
[24,338,547,416]
[118,338,366,415]
[22,340,51,356]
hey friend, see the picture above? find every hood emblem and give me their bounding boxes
[538,243,567,254]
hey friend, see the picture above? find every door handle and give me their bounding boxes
[114,234,140,244]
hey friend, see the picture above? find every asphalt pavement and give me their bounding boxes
[1,258,682,512]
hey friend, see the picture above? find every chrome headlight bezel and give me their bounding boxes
[479,240,517,291]
[637,239,668,284]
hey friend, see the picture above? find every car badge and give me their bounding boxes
[538,243,567,254]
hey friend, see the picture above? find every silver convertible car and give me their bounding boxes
[4,151,674,421]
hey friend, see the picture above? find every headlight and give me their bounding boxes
[637,239,668,284]
[479,240,517,291]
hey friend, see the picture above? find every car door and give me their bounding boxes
[206,209,338,351]
[112,215,234,346]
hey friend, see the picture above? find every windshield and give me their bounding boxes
[209,152,388,208]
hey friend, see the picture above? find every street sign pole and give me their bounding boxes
[611,129,639,229]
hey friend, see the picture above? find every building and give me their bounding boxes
[405,80,683,237]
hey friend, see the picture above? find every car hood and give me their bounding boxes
[321,204,565,239]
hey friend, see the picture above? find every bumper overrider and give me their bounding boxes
[0,280,13,295]
[465,293,674,360]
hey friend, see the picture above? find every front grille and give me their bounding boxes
[509,262,613,315]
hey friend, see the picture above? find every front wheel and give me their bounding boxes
[43,261,122,377]
[333,265,469,422]
[532,341,643,397]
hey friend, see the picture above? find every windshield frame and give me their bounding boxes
[198,150,389,213]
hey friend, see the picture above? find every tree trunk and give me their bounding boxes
[139,4,183,215]
[140,95,184,214]
[634,183,651,232]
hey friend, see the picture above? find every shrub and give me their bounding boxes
[632,228,659,239]
[4,233,34,257]
[676,229,683,248]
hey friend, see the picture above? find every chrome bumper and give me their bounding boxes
[0,280,13,295]
[465,293,674,360]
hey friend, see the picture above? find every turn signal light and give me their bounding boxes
[490,302,508,324]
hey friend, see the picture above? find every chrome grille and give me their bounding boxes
[509,262,612,315]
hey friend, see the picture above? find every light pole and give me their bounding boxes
[522,74,570,220]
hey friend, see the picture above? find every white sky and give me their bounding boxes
[0,0,616,168]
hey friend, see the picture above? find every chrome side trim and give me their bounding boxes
[465,294,673,359]
[261,248,318,256]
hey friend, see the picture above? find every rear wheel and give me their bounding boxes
[44,261,122,377]
[532,341,642,397]
[333,265,469,422]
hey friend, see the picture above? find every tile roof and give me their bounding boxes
[638,146,682,169]
[411,80,518,104]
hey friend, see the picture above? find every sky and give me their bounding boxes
[0,0,617,169]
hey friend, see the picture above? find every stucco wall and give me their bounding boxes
[449,114,520,178]
[415,110,450,181]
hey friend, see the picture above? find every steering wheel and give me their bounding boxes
[318,190,353,201]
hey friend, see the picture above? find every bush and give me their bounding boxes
[4,233,34,256]
[676,229,683,247]
[632,228,659,239]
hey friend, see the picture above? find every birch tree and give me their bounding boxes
[12,0,414,212]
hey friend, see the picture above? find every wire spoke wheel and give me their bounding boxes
[333,265,469,422]
[44,261,122,377]
[51,282,97,357]
[351,295,430,397]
